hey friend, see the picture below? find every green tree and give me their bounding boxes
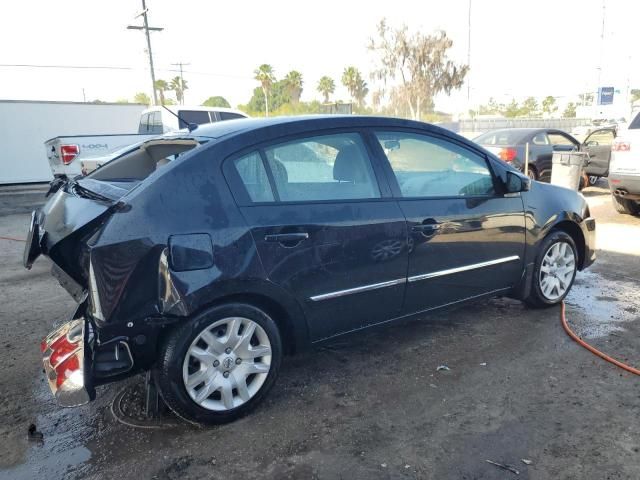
[503,100,520,118]
[542,96,557,116]
[354,77,369,108]
[342,66,360,102]
[254,64,276,116]
[369,19,468,120]
[563,102,577,118]
[133,92,151,105]
[284,70,304,105]
[202,96,231,108]
[519,97,539,117]
[317,76,335,103]
[246,80,291,114]
[170,76,188,105]
[154,79,170,105]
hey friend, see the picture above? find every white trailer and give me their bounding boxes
[0,100,146,184]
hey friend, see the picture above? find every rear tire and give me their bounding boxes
[153,303,282,425]
[525,231,578,308]
[611,194,640,215]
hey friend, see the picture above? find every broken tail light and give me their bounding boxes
[60,144,80,165]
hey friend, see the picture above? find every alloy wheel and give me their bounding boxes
[539,241,576,301]
[182,317,272,411]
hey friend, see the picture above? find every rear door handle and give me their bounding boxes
[264,232,309,244]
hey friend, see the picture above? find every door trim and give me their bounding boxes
[310,277,406,302]
[408,255,521,283]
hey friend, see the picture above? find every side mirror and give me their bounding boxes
[505,170,531,193]
[584,140,598,147]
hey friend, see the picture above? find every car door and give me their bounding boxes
[369,129,526,314]
[582,128,615,177]
[224,131,409,342]
[528,131,553,180]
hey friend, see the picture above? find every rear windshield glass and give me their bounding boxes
[474,130,526,145]
[178,110,213,129]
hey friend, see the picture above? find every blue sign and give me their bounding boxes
[598,87,614,105]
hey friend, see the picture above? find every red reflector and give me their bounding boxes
[610,179,621,184]
[60,144,80,165]
[612,141,631,152]
[499,148,517,162]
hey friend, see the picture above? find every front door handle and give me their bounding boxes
[411,224,440,233]
[264,232,309,246]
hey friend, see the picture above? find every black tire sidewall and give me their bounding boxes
[154,303,282,425]
[530,231,578,307]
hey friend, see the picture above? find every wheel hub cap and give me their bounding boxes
[182,317,272,411]
[539,241,576,301]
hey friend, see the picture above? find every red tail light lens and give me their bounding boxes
[60,144,80,165]
[612,141,631,152]
[498,148,517,162]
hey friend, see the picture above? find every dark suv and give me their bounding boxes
[27,116,595,424]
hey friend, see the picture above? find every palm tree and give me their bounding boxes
[170,76,188,105]
[317,76,335,103]
[284,70,303,104]
[342,66,361,104]
[354,77,369,108]
[154,79,169,105]
[254,64,275,116]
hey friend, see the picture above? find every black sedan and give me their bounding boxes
[27,116,595,424]
[474,127,615,184]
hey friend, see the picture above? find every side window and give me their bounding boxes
[219,112,245,121]
[532,132,549,145]
[375,131,495,198]
[586,130,614,145]
[263,133,380,202]
[232,152,274,202]
[548,132,577,147]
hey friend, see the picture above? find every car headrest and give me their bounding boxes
[333,145,364,183]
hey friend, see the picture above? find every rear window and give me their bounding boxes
[178,110,213,129]
[629,112,640,130]
[474,130,525,145]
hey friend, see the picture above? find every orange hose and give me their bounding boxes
[561,301,640,376]
[0,236,26,242]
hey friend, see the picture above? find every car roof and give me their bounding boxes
[188,115,457,141]
[142,105,247,115]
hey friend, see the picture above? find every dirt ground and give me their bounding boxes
[1,181,639,480]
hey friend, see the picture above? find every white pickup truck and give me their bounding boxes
[47,105,247,177]
[609,111,640,215]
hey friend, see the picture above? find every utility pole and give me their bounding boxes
[171,62,190,105]
[595,0,605,106]
[128,0,163,105]
[466,0,471,103]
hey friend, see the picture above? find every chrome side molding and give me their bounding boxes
[310,255,520,301]
[408,255,520,283]
[310,277,406,302]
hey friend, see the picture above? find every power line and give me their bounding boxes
[0,63,252,80]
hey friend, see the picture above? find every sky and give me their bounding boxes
[1,0,638,113]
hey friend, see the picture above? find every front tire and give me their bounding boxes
[611,194,640,215]
[153,303,282,425]
[525,231,578,308]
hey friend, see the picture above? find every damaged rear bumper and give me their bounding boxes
[41,318,95,407]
